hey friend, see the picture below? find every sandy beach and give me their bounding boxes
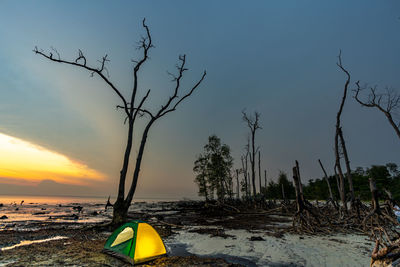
[0,197,375,266]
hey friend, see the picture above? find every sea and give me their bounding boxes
[0,195,184,231]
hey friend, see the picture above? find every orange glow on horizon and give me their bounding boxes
[0,132,105,185]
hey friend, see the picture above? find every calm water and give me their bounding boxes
[0,195,184,231]
[0,195,181,205]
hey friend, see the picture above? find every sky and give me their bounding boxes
[0,1,399,199]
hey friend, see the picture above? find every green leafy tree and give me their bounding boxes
[193,155,209,201]
[193,135,233,202]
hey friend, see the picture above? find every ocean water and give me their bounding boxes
[0,195,182,231]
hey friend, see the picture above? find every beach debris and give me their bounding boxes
[105,196,113,211]
[20,200,24,205]
[15,208,19,211]
[0,203,3,207]
[73,206,83,213]
[0,215,8,219]
[249,236,265,241]
[33,212,46,215]
[188,228,235,239]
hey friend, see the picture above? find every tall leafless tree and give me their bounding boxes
[34,19,206,225]
[242,110,261,198]
[318,159,334,201]
[258,150,262,194]
[235,169,240,199]
[334,51,354,210]
[264,169,267,196]
[241,155,249,199]
[354,82,400,140]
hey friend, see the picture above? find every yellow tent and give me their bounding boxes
[103,220,167,264]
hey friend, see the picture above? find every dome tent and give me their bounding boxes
[103,220,167,264]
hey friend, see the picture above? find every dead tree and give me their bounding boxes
[363,178,399,230]
[318,159,337,209]
[334,51,355,210]
[242,111,261,198]
[236,169,240,200]
[281,183,286,201]
[258,150,262,195]
[292,162,320,233]
[241,155,249,199]
[355,81,400,140]
[34,19,206,225]
[264,170,267,195]
[295,160,304,198]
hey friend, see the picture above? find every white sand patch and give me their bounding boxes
[168,228,374,266]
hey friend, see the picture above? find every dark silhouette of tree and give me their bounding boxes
[34,19,206,225]
[258,150,262,195]
[193,135,233,202]
[354,82,400,140]
[194,156,210,201]
[235,169,240,199]
[240,137,251,199]
[334,51,354,210]
[242,110,261,198]
[318,159,335,204]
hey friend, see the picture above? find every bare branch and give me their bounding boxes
[354,81,400,139]
[157,55,206,118]
[33,47,131,119]
[130,18,154,117]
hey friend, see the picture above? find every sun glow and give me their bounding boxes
[0,132,105,185]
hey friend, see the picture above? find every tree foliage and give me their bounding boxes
[194,135,234,202]
[303,163,400,201]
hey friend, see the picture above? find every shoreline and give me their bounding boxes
[0,200,375,266]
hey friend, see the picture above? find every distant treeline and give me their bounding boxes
[263,163,400,201]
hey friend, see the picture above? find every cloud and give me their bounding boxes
[0,132,105,185]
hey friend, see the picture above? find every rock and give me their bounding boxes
[33,212,46,215]
[0,203,3,207]
[73,206,83,213]
[249,236,265,241]
[0,215,8,219]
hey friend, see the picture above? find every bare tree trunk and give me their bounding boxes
[281,183,286,201]
[258,151,261,195]
[251,134,256,197]
[295,160,303,198]
[334,51,351,212]
[236,169,240,200]
[292,166,306,214]
[292,163,320,230]
[247,172,251,197]
[264,170,267,194]
[362,178,381,227]
[318,159,334,201]
[241,156,248,199]
[335,160,347,211]
[338,128,354,206]
[242,111,261,199]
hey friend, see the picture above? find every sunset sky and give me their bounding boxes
[0,1,399,199]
